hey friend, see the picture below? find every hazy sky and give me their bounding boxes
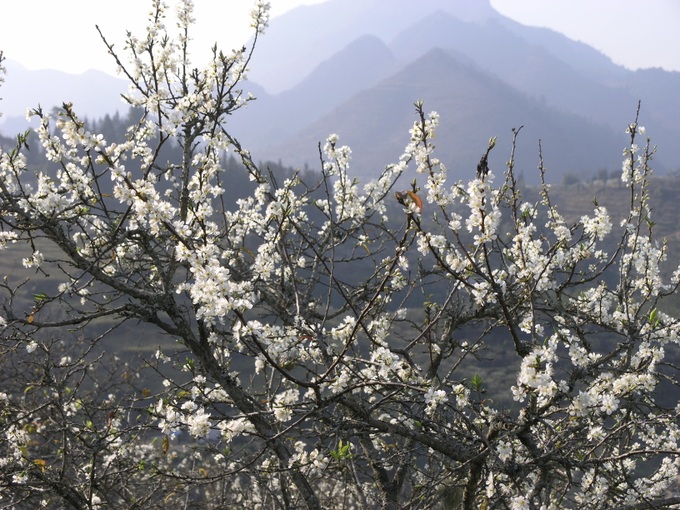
[0,0,678,75]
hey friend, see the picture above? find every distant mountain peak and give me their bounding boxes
[248,0,497,94]
[0,59,127,136]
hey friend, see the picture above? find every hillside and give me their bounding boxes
[2,0,679,183]
[0,59,128,135]
[241,48,623,183]
[233,0,680,182]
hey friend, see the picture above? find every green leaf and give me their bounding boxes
[33,292,48,303]
[330,439,352,461]
[649,308,660,327]
[470,373,483,391]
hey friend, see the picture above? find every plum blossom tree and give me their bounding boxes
[1,1,680,509]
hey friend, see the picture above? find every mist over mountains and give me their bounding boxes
[0,60,128,130]
[2,0,679,183]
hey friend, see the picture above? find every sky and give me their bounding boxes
[0,0,679,76]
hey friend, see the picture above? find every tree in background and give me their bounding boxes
[1,1,680,509]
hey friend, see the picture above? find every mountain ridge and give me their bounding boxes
[2,0,678,183]
[247,0,500,94]
[249,47,623,183]
[0,59,128,135]
[236,0,679,180]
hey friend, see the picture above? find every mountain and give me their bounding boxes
[248,0,497,94]
[622,68,680,155]
[389,11,637,128]
[0,59,127,135]
[234,0,680,180]
[235,34,398,147]
[245,48,622,183]
[3,0,679,184]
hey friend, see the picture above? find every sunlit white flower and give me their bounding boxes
[424,387,448,415]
